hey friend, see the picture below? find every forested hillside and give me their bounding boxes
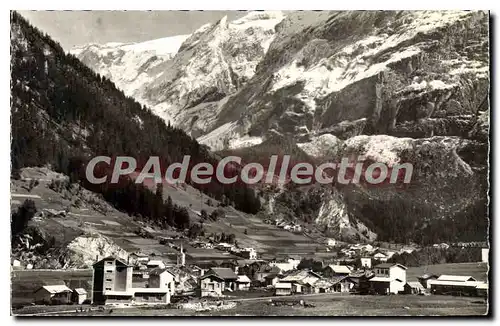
[10,11,260,225]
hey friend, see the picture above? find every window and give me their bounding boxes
[106,261,113,265]
[105,287,112,291]
[106,278,112,282]
[209,284,214,291]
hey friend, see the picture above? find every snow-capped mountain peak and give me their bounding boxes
[73,11,285,129]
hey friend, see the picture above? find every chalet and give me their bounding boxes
[264,273,281,287]
[240,248,257,260]
[323,264,351,277]
[403,282,425,295]
[331,276,355,293]
[417,274,439,289]
[236,275,252,290]
[205,267,238,291]
[146,260,166,269]
[369,263,407,294]
[72,288,88,304]
[274,282,292,296]
[190,265,205,278]
[33,285,72,304]
[199,274,225,297]
[309,279,334,293]
[148,268,176,294]
[280,270,322,294]
[350,244,374,253]
[302,280,320,294]
[360,257,372,269]
[348,271,375,294]
[130,252,149,264]
[428,275,481,296]
[215,243,233,251]
[372,252,388,262]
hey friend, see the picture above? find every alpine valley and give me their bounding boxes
[12,11,489,250]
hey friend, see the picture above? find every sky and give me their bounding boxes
[18,11,247,50]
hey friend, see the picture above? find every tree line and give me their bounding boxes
[10,11,261,227]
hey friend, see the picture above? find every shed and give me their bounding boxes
[236,275,251,290]
[403,282,425,295]
[72,288,88,304]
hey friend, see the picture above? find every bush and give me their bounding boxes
[210,208,226,221]
[11,199,37,237]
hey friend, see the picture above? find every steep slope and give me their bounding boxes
[72,34,190,100]
[205,11,489,148]
[73,11,285,136]
[10,11,261,216]
[68,11,489,243]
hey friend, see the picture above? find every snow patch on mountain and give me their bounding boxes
[297,134,341,158]
[71,34,190,100]
[120,35,190,55]
[269,11,473,115]
[343,135,414,167]
[73,11,285,135]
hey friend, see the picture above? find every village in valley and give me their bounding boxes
[9,8,491,318]
[11,222,489,316]
[9,168,490,316]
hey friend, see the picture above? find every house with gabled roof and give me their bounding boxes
[403,281,425,294]
[417,273,439,289]
[203,267,238,292]
[34,285,72,304]
[255,265,282,282]
[236,275,252,290]
[199,273,225,297]
[369,263,407,294]
[72,288,88,304]
[274,282,292,296]
[148,268,176,294]
[323,264,352,277]
[348,270,375,294]
[280,270,322,294]
[427,275,482,296]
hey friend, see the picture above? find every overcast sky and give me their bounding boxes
[18,11,246,50]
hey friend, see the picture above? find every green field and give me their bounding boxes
[406,262,489,282]
[11,172,328,267]
[14,293,488,316]
[11,269,93,307]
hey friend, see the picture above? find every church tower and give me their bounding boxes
[177,243,186,267]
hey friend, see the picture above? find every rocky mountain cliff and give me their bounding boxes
[72,11,490,243]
